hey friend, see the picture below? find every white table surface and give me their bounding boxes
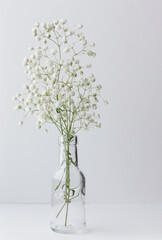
[0,204,162,240]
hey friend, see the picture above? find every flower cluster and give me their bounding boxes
[13,19,108,135]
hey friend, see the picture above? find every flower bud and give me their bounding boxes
[18,121,23,126]
[78,24,83,29]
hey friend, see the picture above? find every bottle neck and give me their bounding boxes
[59,135,78,167]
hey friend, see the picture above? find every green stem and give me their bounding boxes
[69,190,80,201]
[56,202,66,218]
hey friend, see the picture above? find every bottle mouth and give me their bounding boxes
[59,135,78,145]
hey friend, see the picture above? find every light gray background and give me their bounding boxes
[0,0,161,204]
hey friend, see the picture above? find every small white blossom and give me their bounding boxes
[51,49,57,55]
[36,36,41,41]
[104,100,108,105]
[86,64,92,68]
[55,25,61,31]
[62,37,67,44]
[44,128,48,133]
[12,96,17,101]
[63,48,70,53]
[36,125,41,129]
[32,28,37,36]
[34,22,40,28]
[46,59,53,67]
[28,46,34,51]
[96,114,100,119]
[22,58,28,66]
[92,104,97,110]
[96,84,102,90]
[78,24,83,29]
[42,22,47,28]
[82,40,87,46]
[16,93,21,97]
[53,20,58,25]
[59,18,67,24]
[18,121,23,126]
[96,122,101,128]
[90,42,95,47]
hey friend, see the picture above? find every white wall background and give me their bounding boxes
[0,0,162,203]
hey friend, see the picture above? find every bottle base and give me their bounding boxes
[50,222,86,234]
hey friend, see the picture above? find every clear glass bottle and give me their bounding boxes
[50,135,86,234]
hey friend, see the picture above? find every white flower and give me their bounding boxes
[90,42,95,47]
[59,19,67,24]
[55,25,61,31]
[30,54,35,60]
[42,45,48,51]
[63,27,68,32]
[51,49,57,55]
[42,22,47,28]
[47,23,53,29]
[12,96,17,101]
[86,64,91,68]
[45,33,51,38]
[34,22,40,28]
[18,121,23,126]
[78,24,83,29]
[92,104,97,110]
[16,93,21,97]
[25,106,31,112]
[36,124,41,129]
[28,46,34,51]
[46,59,53,67]
[53,20,58,25]
[13,106,18,111]
[32,28,37,36]
[96,84,102,90]
[82,40,87,46]
[87,50,92,56]
[62,37,67,44]
[63,48,70,53]
[66,31,71,37]
[96,122,101,128]
[35,49,42,56]
[90,119,94,123]
[22,58,28,66]
[96,114,100,119]
[36,36,41,41]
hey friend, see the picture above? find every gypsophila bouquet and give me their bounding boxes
[13,19,108,135]
[13,19,108,232]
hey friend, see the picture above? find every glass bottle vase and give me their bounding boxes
[50,135,86,234]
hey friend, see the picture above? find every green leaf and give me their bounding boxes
[70,189,75,197]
